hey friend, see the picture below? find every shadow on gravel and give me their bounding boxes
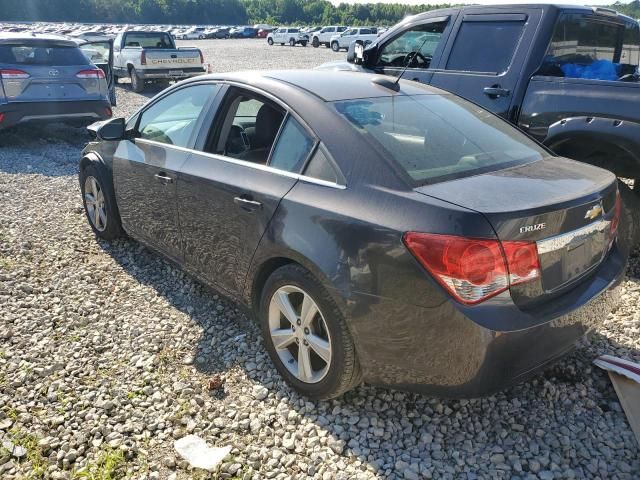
[94,233,640,478]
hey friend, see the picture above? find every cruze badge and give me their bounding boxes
[584,203,603,220]
[520,223,547,234]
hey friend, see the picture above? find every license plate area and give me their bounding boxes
[169,70,183,76]
[537,219,610,292]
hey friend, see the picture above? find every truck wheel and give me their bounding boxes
[312,37,319,48]
[301,41,307,47]
[289,38,296,47]
[268,37,274,45]
[130,68,144,93]
[331,41,340,52]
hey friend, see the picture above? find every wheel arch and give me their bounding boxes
[80,151,109,175]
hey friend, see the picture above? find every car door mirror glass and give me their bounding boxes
[96,117,125,141]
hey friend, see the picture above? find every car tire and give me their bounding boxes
[331,41,340,52]
[130,68,144,93]
[259,264,362,399]
[312,38,319,48]
[268,37,274,45]
[80,162,124,240]
[289,38,296,47]
[301,41,307,47]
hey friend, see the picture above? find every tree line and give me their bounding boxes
[0,0,637,26]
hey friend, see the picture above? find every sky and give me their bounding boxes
[330,0,626,5]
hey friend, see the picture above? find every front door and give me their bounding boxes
[178,87,317,295]
[113,83,219,262]
[429,10,542,120]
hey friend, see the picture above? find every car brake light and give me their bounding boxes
[0,69,30,79]
[105,107,112,117]
[610,190,622,241]
[141,50,147,65]
[76,69,105,79]
[199,50,204,64]
[0,113,5,123]
[403,233,540,305]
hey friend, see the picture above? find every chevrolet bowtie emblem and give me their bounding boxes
[584,203,603,220]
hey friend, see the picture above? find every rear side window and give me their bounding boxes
[538,14,640,80]
[0,45,90,66]
[269,117,314,173]
[333,94,544,186]
[446,19,526,74]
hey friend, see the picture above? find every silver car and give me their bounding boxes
[0,33,114,130]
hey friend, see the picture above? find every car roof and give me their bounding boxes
[0,32,78,47]
[200,70,445,102]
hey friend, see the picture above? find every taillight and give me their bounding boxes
[403,233,540,305]
[105,107,112,118]
[0,113,5,123]
[199,50,204,64]
[0,69,30,79]
[610,190,622,241]
[141,50,147,65]
[76,69,105,79]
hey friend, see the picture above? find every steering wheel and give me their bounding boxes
[225,125,250,156]
[405,51,430,68]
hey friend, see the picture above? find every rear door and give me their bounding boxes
[177,86,316,295]
[429,9,542,120]
[80,40,115,105]
[0,41,105,103]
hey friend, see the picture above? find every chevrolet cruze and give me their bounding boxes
[78,71,629,399]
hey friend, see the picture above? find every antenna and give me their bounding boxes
[393,30,433,89]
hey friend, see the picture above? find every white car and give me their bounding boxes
[330,27,379,52]
[311,26,348,48]
[180,28,205,40]
[267,28,309,47]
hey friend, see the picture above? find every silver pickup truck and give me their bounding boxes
[113,31,206,92]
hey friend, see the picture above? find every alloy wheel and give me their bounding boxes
[268,285,332,383]
[84,176,107,232]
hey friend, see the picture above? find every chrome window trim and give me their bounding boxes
[136,138,346,190]
[536,218,610,255]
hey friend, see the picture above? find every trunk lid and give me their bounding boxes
[415,157,619,305]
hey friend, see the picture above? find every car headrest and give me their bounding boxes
[254,104,285,148]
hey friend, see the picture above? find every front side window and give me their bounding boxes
[377,21,447,69]
[338,27,348,32]
[138,84,217,148]
[446,19,526,74]
[538,14,640,80]
[269,117,315,173]
[333,94,545,186]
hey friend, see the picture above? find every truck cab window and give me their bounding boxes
[537,14,640,81]
[377,21,447,69]
[446,20,526,74]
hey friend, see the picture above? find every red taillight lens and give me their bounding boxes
[105,107,112,117]
[199,50,204,64]
[0,113,5,123]
[76,69,105,79]
[610,190,622,241]
[141,50,147,65]
[0,69,30,79]
[403,233,540,305]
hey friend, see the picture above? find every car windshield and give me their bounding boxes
[539,13,640,81]
[333,94,545,186]
[124,32,173,48]
[0,44,90,66]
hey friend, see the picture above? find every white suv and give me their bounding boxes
[311,26,348,48]
[330,27,379,52]
[267,28,309,47]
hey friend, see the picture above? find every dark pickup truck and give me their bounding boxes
[323,4,640,185]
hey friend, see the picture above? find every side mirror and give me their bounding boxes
[94,117,126,141]
[347,40,366,65]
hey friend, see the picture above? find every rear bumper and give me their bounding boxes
[136,67,206,80]
[0,99,112,129]
[345,240,627,398]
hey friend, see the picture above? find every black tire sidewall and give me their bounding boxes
[312,38,319,47]
[331,42,339,52]
[80,162,123,240]
[130,69,143,93]
[260,265,355,399]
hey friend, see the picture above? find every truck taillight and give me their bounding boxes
[199,50,204,64]
[403,233,540,305]
[141,50,147,65]
[76,69,105,79]
[610,190,622,241]
[0,69,30,79]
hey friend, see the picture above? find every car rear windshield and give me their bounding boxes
[0,44,90,66]
[333,94,545,186]
[124,32,173,48]
[538,13,640,81]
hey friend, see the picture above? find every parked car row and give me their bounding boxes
[266,25,389,50]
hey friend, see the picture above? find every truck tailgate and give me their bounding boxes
[143,49,201,69]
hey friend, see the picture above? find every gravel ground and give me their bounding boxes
[1,39,639,480]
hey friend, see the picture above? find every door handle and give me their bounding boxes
[154,172,174,184]
[483,86,510,98]
[234,195,262,211]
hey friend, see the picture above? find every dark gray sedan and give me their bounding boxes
[79,70,629,399]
